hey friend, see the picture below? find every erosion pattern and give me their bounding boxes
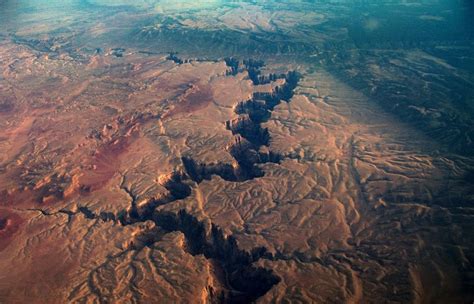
[0,38,473,303]
[0,1,474,302]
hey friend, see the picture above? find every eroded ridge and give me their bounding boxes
[155,210,280,303]
[0,48,301,302]
[1,2,473,302]
[116,59,301,302]
[121,60,300,225]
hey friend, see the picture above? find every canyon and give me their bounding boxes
[0,1,473,303]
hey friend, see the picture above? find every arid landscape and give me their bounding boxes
[0,0,473,303]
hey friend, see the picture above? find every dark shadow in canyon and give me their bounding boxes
[115,59,300,303]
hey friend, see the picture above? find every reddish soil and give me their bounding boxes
[0,209,23,252]
[163,85,213,119]
[79,124,140,192]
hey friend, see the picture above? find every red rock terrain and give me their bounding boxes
[0,32,473,303]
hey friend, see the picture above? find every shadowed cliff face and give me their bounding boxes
[1,1,474,303]
[113,60,301,302]
[154,210,280,303]
[120,61,300,223]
